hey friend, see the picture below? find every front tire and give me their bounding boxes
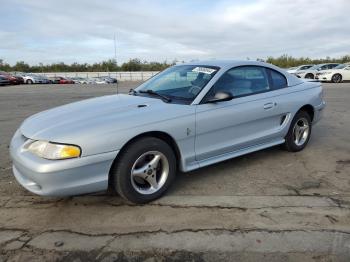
[331,74,342,83]
[26,79,33,84]
[110,137,177,204]
[284,111,312,152]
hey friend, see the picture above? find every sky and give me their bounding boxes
[0,0,349,65]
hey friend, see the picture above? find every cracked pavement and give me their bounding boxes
[0,82,350,261]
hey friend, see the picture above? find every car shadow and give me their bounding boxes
[166,145,284,195]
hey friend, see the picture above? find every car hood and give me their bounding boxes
[20,94,190,143]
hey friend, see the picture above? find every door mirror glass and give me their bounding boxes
[206,91,233,103]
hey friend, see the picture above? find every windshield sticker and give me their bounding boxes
[192,67,216,74]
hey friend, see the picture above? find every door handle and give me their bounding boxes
[263,102,274,109]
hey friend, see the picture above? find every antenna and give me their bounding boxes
[114,33,119,94]
[114,34,117,63]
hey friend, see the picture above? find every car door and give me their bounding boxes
[194,66,289,161]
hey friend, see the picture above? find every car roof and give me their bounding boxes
[317,63,339,66]
[178,60,268,67]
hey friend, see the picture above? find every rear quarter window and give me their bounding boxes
[268,69,287,90]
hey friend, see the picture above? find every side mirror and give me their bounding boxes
[206,91,234,103]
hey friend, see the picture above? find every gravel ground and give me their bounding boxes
[0,82,350,261]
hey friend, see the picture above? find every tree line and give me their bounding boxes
[0,58,174,73]
[264,54,350,68]
[1,55,350,72]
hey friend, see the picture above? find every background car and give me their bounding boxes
[0,72,24,85]
[18,73,48,84]
[316,64,350,83]
[71,77,89,84]
[286,64,314,74]
[103,76,118,84]
[48,76,75,84]
[294,63,340,79]
[0,75,10,86]
[92,77,108,84]
[37,75,50,84]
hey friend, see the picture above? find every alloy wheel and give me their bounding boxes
[293,117,310,146]
[130,151,169,195]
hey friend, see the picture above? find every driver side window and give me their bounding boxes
[209,66,270,98]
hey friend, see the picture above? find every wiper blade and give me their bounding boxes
[129,88,138,95]
[139,89,172,103]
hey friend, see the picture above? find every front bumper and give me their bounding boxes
[9,129,118,196]
[315,74,332,81]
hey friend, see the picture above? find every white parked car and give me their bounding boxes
[286,65,314,74]
[93,77,108,84]
[315,64,350,83]
[294,63,340,79]
[71,77,88,84]
[21,74,49,84]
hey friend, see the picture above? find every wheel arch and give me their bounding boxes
[332,73,342,82]
[108,131,182,185]
[298,104,314,122]
[305,73,314,79]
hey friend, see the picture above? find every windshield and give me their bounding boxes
[334,64,346,69]
[308,65,321,70]
[135,65,219,103]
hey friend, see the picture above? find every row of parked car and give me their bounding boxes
[286,63,350,83]
[0,71,118,86]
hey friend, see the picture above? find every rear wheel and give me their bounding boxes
[110,137,177,203]
[284,111,312,152]
[305,73,314,79]
[331,74,342,83]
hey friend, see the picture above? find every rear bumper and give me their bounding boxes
[10,129,118,196]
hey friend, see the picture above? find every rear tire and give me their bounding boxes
[305,73,314,79]
[110,137,177,204]
[284,111,312,152]
[331,74,342,83]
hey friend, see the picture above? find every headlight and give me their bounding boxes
[26,140,81,160]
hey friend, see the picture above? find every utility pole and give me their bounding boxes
[114,34,117,64]
[114,33,119,94]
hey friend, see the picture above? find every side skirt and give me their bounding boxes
[184,139,285,172]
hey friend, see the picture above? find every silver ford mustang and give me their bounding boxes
[10,60,325,203]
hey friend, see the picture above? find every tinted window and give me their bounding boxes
[207,66,270,98]
[300,65,312,70]
[329,64,338,69]
[269,69,287,90]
